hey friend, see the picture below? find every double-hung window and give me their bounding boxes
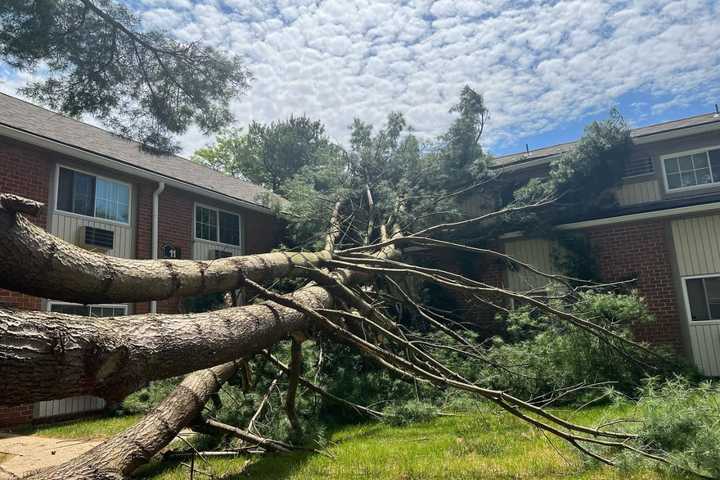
[57,167,130,223]
[663,148,720,191]
[685,276,720,321]
[195,205,241,246]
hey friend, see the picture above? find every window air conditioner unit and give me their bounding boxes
[213,249,232,259]
[79,226,114,251]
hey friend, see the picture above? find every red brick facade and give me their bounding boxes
[0,404,33,428]
[0,137,51,311]
[0,135,279,427]
[586,219,683,352]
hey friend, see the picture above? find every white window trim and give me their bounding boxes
[660,146,720,194]
[54,164,132,226]
[47,301,129,316]
[193,202,243,249]
[681,273,720,325]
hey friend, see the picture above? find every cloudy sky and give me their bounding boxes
[2,0,720,157]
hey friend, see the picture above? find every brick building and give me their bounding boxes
[0,93,280,426]
[471,111,720,376]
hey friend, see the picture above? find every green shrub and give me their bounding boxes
[481,291,679,402]
[636,378,720,477]
[120,378,180,414]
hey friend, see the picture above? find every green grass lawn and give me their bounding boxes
[27,406,678,480]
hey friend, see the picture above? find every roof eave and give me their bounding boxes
[493,119,720,172]
[0,123,275,215]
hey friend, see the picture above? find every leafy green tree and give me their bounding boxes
[194,115,333,192]
[436,85,491,182]
[0,0,249,152]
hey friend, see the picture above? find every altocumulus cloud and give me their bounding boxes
[3,0,720,155]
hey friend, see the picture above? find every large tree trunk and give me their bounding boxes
[24,362,239,480]
[0,286,331,405]
[0,204,329,304]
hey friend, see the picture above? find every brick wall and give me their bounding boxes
[0,404,33,428]
[586,219,683,352]
[135,188,279,314]
[0,136,50,311]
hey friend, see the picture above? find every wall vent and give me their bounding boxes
[80,226,114,250]
[624,156,654,178]
[213,249,232,259]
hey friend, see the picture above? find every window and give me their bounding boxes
[50,302,128,317]
[663,148,720,191]
[57,167,130,223]
[685,276,720,321]
[195,205,241,246]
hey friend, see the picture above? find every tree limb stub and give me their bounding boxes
[25,361,239,480]
[0,202,330,304]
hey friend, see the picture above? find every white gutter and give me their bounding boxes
[556,201,720,230]
[150,181,166,314]
[500,201,720,240]
[0,124,272,214]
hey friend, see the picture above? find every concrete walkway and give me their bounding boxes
[0,433,101,478]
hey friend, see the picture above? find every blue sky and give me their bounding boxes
[1,0,719,157]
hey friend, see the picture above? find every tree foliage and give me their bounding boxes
[194,115,334,192]
[0,0,249,152]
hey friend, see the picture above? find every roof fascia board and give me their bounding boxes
[0,123,272,215]
[499,201,720,240]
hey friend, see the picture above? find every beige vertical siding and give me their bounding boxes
[33,396,106,419]
[671,215,720,276]
[615,180,661,206]
[50,212,135,259]
[671,213,720,376]
[193,240,244,260]
[504,238,559,292]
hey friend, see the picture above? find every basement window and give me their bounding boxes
[49,302,128,317]
[685,276,720,321]
[56,167,130,224]
[662,148,720,192]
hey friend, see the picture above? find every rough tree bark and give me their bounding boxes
[24,362,239,480]
[0,202,329,304]
[0,287,328,404]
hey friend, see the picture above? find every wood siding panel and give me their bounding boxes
[504,238,559,292]
[192,240,243,260]
[33,396,105,419]
[50,212,135,259]
[671,214,720,376]
[671,215,720,276]
[615,180,661,206]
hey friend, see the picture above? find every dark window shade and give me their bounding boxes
[57,168,95,216]
[710,150,720,182]
[219,211,240,246]
[57,168,74,212]
[687,278,709,321]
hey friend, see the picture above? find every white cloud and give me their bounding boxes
[3,0,720,156]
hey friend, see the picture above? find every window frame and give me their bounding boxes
[193,202,243,249]
[54,164,132,225]
[47,301,129,317]
[660,146,720,194]
[681,274,720,325]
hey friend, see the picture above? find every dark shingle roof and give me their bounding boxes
[0,93,272,210]
[494,112,720,167]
